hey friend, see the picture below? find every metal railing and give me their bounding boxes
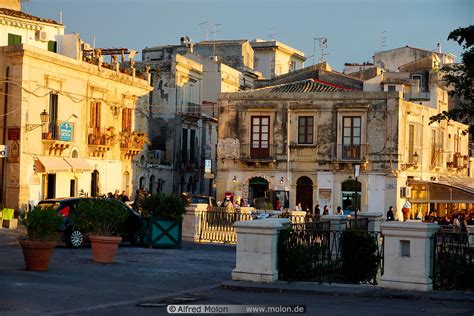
[278,226,383,284]
[240,143,277,160]
[332,144,368,161]
[197,210,253,243]
[432,231,474,291]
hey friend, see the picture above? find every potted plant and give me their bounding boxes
[19,206,63,271]
[73,198,128,263]
[140,192,185,248]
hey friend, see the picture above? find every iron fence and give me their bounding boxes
[432,231,474,291]
[278,225,383,284]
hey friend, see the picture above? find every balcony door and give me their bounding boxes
[251,116,270,159]
[342,116,361,160]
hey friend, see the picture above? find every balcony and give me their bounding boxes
[120,131,147,159]
[240,143,276,162]
[403,91,430,101]
[88,128,116,158]
[41,122,74,155]
[332,144,368,162]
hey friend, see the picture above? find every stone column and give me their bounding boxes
[380,221,438,291]
[232,218,291,283]
[288,210,306,224]
[182,203,208,242]
[358,212,384,232]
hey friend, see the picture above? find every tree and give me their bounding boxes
[429,25,474,135]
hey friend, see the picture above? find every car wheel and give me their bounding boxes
[68,229,84,248]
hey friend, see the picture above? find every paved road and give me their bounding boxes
[1,228,473,316]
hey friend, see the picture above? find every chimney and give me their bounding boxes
[437,43,441,53]
[1,0,21,11]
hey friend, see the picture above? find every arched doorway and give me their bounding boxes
[91,170,99,197]
[296,176,313,212]
[249,177,268,208]
[139,176,145,190]
[149,175,156,194]
[341,179,361,212]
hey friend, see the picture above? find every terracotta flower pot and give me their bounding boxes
[89,235,122,263]
[20,240,56,271]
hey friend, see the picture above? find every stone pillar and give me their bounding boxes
[321,215,348,257]
[182,203,208,242]
[358,212,384,232]
[380,221,438,291]
[289,211,306,224]
[232,218,291,283]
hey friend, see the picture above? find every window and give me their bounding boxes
[431,130,437,165]
[89,102,101,131]
[8,33,21,45]
[387,85,396,92]
[298,116,313,144]
[48,41,57,53]
[190,129,196,163]
[251,116,270,159]
[49,94,58,138]
[121,108,132,132]
[408,124,415,163]
[182,128,188,163]
[342,116,361,160]
[412,74,422,92]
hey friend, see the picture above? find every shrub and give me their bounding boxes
[21,206,62,241]
[73,198,128,236]
[140,192,185,222]
[341,230,380,284]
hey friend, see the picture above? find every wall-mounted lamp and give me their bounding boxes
[401,152,419,170]
[280,177,284,184]
[25,109,49,132]
[232,176,237,183]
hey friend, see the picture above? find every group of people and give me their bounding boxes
[106,189,130,203]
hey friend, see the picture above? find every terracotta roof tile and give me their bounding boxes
[0,8,61,25]
[254,79,351,93]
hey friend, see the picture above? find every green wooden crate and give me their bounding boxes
[141,217,182,249]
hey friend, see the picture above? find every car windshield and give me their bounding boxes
[37,202,61,210]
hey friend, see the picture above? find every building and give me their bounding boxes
[0,1,152,210]
[250,39,306,79]
[216,64,472,219]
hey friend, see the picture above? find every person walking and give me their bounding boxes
[314,204,321,220]
[387,206,395,221]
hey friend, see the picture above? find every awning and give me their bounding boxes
[35,157,72,173]
[408,179,474,204]
[63,158,93,173]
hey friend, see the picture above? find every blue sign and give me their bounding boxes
[59,122,73,141]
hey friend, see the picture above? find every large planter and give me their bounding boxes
[20,240,56,271]
[89,235,122,263]
[142,217,182,249]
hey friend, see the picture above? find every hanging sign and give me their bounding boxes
[59,122,73,141]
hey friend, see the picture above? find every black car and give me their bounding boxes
[37,197,141,248]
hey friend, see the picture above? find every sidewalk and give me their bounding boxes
[221,280,474,303]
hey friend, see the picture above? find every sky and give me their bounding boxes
[23,0,473,71]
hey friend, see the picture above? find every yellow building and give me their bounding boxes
[0,2,152,210]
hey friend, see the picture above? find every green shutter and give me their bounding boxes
[48,41,57,53]
[8,33,22,45]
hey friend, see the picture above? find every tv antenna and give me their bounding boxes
[313,37,328,65]
[199,21,210,41]
[380,31,387,50]
[210,23,221,56]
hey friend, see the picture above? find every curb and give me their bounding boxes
[221,281,474,303]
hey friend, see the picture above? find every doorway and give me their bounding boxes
[69,178,76,197]
[91,170,99,197]
[341,179,361,212]
[248,177,269,208]
[296,176,313,212]
[46,174,56,199]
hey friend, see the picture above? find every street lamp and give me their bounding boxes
[354,164,360,228]
[25,109,49,132]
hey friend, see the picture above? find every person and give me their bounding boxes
[314,204,321,220]
[275,198,281,211]
[336,206,343,215]
[453,214,461,233]
[240,199,245,208]
[107,192,114,199]
[323,205,329,215]
[121,190,130,203]
[295,202,302,212]
[224,197,234,212]
[113,189,120,199]
[387,206,395,221]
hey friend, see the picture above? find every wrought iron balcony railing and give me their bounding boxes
[332,144,368,162]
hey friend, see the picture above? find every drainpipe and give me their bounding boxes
[286,103,290,209]
[0,66,9,206]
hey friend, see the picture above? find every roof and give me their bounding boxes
[254,78,351,93]
[378,45,453,57]
[0,8,62,25]
[196,39,248,46]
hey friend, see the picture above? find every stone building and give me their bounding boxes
[216,69,471,219]
[250,39,306,79]
[0,2,151,210]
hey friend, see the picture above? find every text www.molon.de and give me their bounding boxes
[167,304,307,314]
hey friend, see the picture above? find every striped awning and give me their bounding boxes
[34,157,71,173]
